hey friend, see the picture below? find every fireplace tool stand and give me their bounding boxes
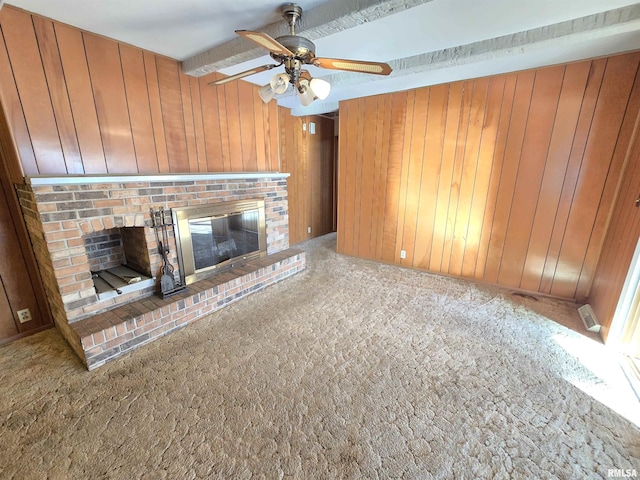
[151,207,186,299]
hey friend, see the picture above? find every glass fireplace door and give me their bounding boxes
[190,210,260,270]
[173,199,267,285]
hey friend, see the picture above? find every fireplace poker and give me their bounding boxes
[152,207,177,294]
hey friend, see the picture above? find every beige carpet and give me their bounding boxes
[1,233,638,479]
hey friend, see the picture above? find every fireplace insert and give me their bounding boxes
[172,199,267,285]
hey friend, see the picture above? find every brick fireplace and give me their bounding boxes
[17,173,305,369]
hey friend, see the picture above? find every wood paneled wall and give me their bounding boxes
[589,126,640,340]
[0,6,279,181]
[0,95,52,340]
[280,108,335,245]
[337,52,640,301]
[0,170,47,338]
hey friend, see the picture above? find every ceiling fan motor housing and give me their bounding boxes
[271,35,316,63]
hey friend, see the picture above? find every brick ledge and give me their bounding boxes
[71,248,305,369]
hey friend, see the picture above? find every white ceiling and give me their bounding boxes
[6,0,640,115]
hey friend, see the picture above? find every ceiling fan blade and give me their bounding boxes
[236,30,294,57]
[208,64,278,86]
[313,58,392,76]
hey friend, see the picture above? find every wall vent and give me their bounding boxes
[578,304,601,333]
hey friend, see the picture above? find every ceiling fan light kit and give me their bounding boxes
[209,3,392,107]
[258,83,277,103]
[258,72,291,103]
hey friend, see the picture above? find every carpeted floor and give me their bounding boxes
[1,233,638,479]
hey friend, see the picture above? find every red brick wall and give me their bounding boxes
[121,227,152,276]
[84,229,124,272]
[16,177,290,329]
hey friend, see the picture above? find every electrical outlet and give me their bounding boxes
[17,308,32,323]
[400,250,406,259]
[307,226,312,234]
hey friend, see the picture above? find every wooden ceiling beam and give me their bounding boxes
[182,0,434,77]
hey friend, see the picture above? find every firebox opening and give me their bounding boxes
[83,227,154,300]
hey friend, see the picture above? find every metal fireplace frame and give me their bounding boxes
[172,199,267,285]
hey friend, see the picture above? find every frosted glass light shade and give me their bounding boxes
[297,79,315,106]
[270,73,290,94]
[258,84,276,103]
[310,78,331,100]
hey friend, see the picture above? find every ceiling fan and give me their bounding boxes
[209,3,392,106]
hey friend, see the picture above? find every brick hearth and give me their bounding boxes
[16,173,305,368]
[75,249,304,369]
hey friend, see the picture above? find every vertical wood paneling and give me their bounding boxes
[429,83,461,272]
[238,81,257,171]
[119,44,158,173]
[204,74,226,171]
[483,70,535,284]
[450,78,489,277]
[295,114,307,243]
[155,56,188,172]
[414,85,446,271]
[380,91,408,264]
[574,56,640,300]
[0,6,282,177]
[262,101,273,171]
[589,117,640,339]
[0,152,46,336]
[551,55,639,299]
[343,99,359,255]
[54,23,107,173]
[0,98,52,336]
[373,95,392,259]
[352,99,365,257]
[401,88,428,267]
[358,97,378,258]
[32,16,84,174]
[441,81,473,273]
[394,92,415,265]
[474,74,515,280]
[83,32,136,173]
[179,71,198,173]
[520,62,591,292]
[279,108,295,237]
[143,51,170,172]
[224,81,243,171]
[189,76,207,172]
[539,59,607,294]
[498,66,564,288]
[338,52,640,301]
[1,7,65,174]
[336,101,349,253]
[0,19,37,179]
[462,76,503,278]
[198,74,222,171]
[267,100,280,171]
[253,90,267,171]
[0,281,18,339]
